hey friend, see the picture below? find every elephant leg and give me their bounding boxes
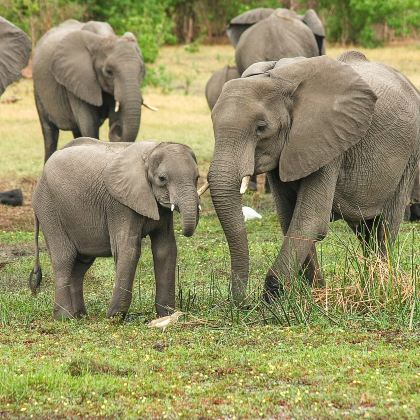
[379,157,419,255]
[150,219,177,317]
[107,236,141,318]
[72,128,82,139]
[347,218,383,257]
[302,245,324,287]
[35,94,59,163]
[69,255,95,317]
[264,163,339,300]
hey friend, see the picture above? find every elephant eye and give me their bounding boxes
[256,121,268,136]
[158,174,167,183]
[104,67,113,77]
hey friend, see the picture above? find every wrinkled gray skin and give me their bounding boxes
[205,66,240,110]
[33,20,145,162]
[30,138,200,320]
[208,52,420,304]
[228,8,325,75]
[0,16,31,96]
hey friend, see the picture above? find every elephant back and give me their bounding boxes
[235,13,318,74]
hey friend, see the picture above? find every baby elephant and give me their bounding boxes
[29,138,200,320]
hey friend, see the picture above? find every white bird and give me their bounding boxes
[242,206,262,221]
[147,311,183,332]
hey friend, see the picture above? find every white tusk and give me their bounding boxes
[115,101,120,112]
[142,102,159,112]
[198,204,202,211]
[240,176,251,194]
[171,204,175,212]
[197,181,209,196]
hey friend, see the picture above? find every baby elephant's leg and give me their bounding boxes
[150,221,177,317]
[107,236,141,319]
[70,255,95,317]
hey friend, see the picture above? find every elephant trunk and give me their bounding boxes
[117,76,142,142]
[208,158,250,304]
[176,186,199,237]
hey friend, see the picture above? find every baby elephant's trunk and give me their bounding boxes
[29,215,43,294]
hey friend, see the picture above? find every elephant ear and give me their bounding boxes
[300,9,325,55]
[242,61,277,78]
[0,17,31,96]
[269,55,377,182]
[104,142,160,220]
[227,8,274,46]
[51,30,102,107]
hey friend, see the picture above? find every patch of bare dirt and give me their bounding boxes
[0,177,37,231]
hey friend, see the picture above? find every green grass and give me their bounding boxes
[0,44,419,417]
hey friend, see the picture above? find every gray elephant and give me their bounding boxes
[33,20,146,162]
[0,16,31,96]
[205,66,240,110]
[228,8,325,75]
[0,17,31,205]
[207,51,420,304]
[29,137,201,320]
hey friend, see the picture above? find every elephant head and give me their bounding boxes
[0,17,31,96]
[104,142,200,237]
[51,30,145,142]
[208,55,377,303]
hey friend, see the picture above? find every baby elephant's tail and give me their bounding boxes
[29,215,42,294]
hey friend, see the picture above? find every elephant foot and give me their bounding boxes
[107,306,128,320]
[262,274,283,303]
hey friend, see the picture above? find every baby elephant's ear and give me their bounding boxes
[104,142,160,220]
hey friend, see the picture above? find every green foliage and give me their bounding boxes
[0,0,86,44]
[143,64,173,93]
[79,0,176,63]
[307,0,420,46]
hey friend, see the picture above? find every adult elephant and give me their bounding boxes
[0,17,31,96]
[0,17,31,206]
[207,52,420,304]
[33,20,146,162]
[227,8,325,75]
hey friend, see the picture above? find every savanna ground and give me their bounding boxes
[0,44,419,418]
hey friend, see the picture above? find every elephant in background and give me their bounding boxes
[205,65,240,110]
[30,137,201,320]
[208,52,420,304]
[33,20,146,162]
[227,8,325,75]
[0,17,31,206]
[0,16,31,96]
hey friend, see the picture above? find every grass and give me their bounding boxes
[0,43,419,417]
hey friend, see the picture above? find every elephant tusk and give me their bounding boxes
[142,102,159,112]
[197,181,209,196]
[198,204,202,211]
[240,176,251,194]
[115,101,120,112]
[171,204,175,212]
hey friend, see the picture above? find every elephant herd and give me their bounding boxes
[0,10,419,320]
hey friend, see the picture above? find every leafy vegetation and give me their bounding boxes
[1,0,418,60]
[0,44,419,416]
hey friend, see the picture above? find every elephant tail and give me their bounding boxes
[29,215,42,295]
